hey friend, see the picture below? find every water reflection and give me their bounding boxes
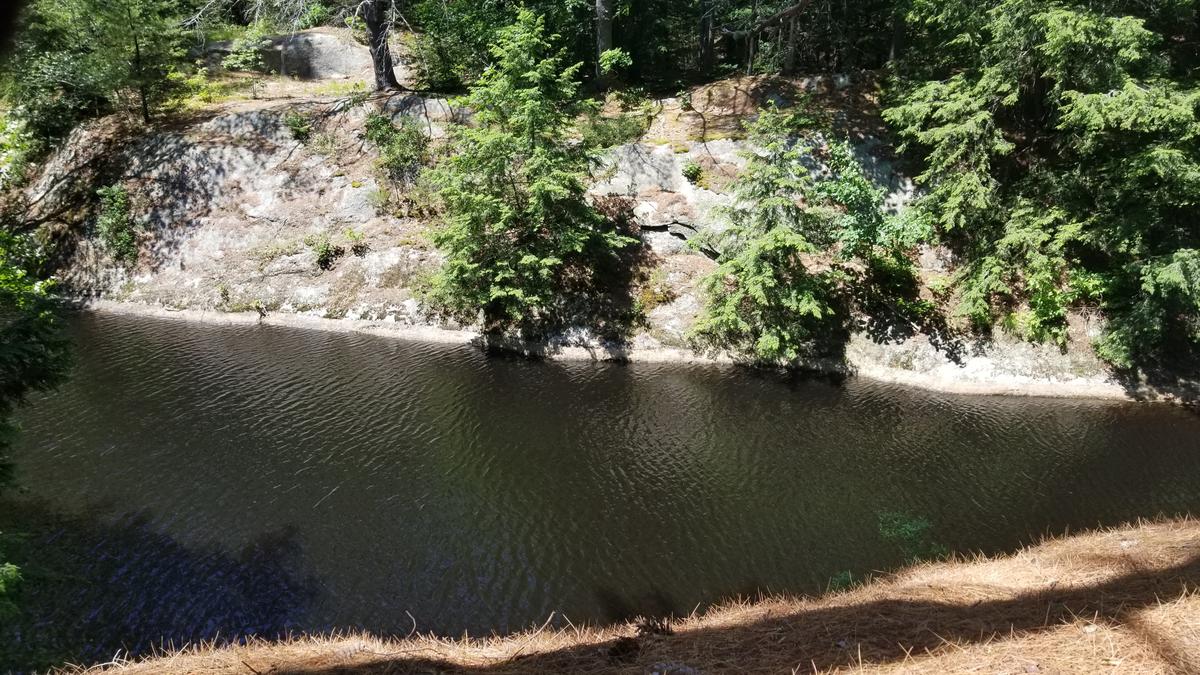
[3,312,1200,670]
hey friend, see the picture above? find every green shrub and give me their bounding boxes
[303,233,344,271]
[690,105,848,362]
[681,160,703,184]
[297,2,331,29]
[827,570,858,593]
[598,48,633,76]
[96,184,139,264]
[364,113,429,184]
[580,109,651,148]
[344,228,369,257]
[222,22,270,72]
[284,110,314,142]
[343,15,368,44]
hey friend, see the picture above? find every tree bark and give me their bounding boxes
[889,7,906,63]
[595,0,614,86]
[783,17,798,74]
[698,0,714,74]
[363,0,402,91]
[127,8,151,124]
[747,0,758,75]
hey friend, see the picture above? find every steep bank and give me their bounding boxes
[12,59,1194,401]
[74,519,1200,674]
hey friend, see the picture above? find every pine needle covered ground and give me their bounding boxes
[73,518,1200,674]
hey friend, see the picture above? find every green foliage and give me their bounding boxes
[827,569,859,593]
[815,141,890,258]
[0,231,71,548]
[580,94,655,149]
[364,113,429,184]
[681,160,704,184]
[303,233,344,271]
[0,559,19,619]
[222,21,270,72]
[3,0,190,145]
[296,1,332,29]
[427,10,635,337]
[691,103,905,363]
[888,0,1200,365]
[410,0,515,89]
[95,185,139,264]
[0,115,32,190]
[343,227,369,257]
[284,110,314,142]
[878,511,948,564]
[598,48,633,76]
[691,227,844,362]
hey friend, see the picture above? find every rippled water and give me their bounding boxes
[3,312,1200,669]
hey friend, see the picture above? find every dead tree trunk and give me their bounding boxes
[363,0,402,91]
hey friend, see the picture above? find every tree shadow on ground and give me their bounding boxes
[1111,345,1200,408]
[0,499,321,672]
[849,257,968,366]
[268,545,1200,674]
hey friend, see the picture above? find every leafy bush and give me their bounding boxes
[95,185,139,264]
[297,2,331,29]
[690,105,844,362]
[0,558,18,619]
[303,233,344,271]
[364,113,429,184]
[284,110,314,142]
[344,228,369,257]
[681,160,703,184]
[410,0,512,89]
[691,227,845,362]
[0,115,31,191]
[222,22,270,72]
[598,48,633,76]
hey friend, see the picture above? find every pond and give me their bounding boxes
[3,312,1200,669]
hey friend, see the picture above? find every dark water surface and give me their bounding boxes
[3,313,1200,668]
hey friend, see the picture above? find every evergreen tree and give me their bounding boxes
[427,10,635,337]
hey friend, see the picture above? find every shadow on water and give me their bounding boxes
[265,546,1200,674]
[0,499,320,672]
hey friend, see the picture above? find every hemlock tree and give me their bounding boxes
[427,10,635,337]
[690,104,844,363]
[886,0,1200,365]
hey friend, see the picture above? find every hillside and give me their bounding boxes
[8,29,1181,401]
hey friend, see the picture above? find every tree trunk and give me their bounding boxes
[747,0,758,75]
[128,9,151,124]
[595,0,614,86]
[783,17,798,74]
[363,0,402,91]
[698,0,714,74]
[889,7,906,63]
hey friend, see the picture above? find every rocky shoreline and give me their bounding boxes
[83,299,1150,402]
